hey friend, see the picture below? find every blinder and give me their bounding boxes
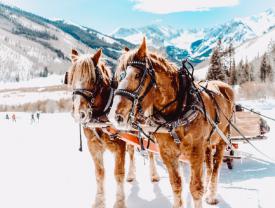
[114,59,157,124]
[72,65,102,104]
[70,65,115,121]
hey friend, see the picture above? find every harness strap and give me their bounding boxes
[205,99,275,162]
[195,106,233,148]
[168,128,181,144]
[79,124,83,152]
[102,87,114,114]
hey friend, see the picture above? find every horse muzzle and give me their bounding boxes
[72,109,92,125]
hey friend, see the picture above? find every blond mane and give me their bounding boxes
[68,54,112,87]
[116,48,178,79]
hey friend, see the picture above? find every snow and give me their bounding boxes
[0,100,275,208]
[0,90,70,105]
[123,33,145,45]
[234,28,275,63]
[111,8,275,63]
[59,19,87,31]
[170,30,205,50]
[194,66,208,80]
[96,33,117,44]
[0,75,69,106]
[0,74,65,90]
[239,8,275,36]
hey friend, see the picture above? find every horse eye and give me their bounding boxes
[120,71,126,81]
[135,73,141,79]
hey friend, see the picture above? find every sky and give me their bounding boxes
[1,0,275,34]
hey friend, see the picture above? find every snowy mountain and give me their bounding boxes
[0,3,133,82]
[1,2,274,83]
[112,8,275,64]
[234,28,275,63]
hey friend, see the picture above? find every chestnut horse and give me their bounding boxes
[66,48,159,208]
[108,38,234,208]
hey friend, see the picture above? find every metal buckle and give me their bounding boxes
[169,128,181,144]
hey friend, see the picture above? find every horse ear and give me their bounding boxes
[71,49,79,63]
[92,48,102,66]
[136,37,147,58]
[124,47,130,52]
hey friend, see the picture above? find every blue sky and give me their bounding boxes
[2,0,275,34]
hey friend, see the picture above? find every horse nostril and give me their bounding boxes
[115,114,124,123]
[80,111,86,120]
[88,111,93,118]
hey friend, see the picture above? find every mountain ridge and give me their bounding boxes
[0,2,134,82]
[112,8,275,64]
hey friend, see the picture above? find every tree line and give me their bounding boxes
[206,39,275,85]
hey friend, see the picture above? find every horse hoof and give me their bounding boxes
[92,194,105,208]
[113,200,126,208]
[151,175,160,182]
[92,201,105,208]
[206,197,219,205]
[126,177,135,182]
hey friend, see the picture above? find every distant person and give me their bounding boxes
[36,112,40,122]
[31,113,35,124]
[12,114,16,122]
[5,114,9,120]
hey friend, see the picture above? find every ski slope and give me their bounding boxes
[0,100,275,208]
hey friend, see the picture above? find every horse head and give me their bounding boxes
[66,48,112,124]
[108,37,179,129]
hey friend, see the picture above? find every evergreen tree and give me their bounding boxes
[229,59,237,85]
[250,65,255,82]
[243,59,251,82]
[266,62,273,82]
[260,53,272,82]
[206,40,226,81]
[236,60,241,84]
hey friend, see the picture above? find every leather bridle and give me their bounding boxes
[115,59,157,125]
[114,58,201,145]
[65,65,114,122]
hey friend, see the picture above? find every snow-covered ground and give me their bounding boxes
[0,90,70,106]
[0,99,275,208]
[0,75,64,90]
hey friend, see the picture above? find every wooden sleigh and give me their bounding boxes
[87,106,270,169]
[223,106,270,169]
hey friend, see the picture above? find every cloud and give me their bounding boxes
[132,0,239,14]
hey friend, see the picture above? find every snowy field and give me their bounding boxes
[0,75,64,90]
[0,100,275,208]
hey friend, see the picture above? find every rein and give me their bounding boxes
[114,60,157,153]
[65,64,115,151]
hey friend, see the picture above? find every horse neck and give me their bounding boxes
[153,68,179,115]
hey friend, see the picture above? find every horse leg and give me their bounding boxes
[205,141,226,205]
[157,138,182,208]
[87,138,105,208]
[149,152,160,182]
[113,143,126,208]
[204,145,213,192]
[189,146,205,208]
[126,144,136,182]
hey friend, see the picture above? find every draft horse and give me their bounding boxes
[66,48,160,208]
[108,38,235,208]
